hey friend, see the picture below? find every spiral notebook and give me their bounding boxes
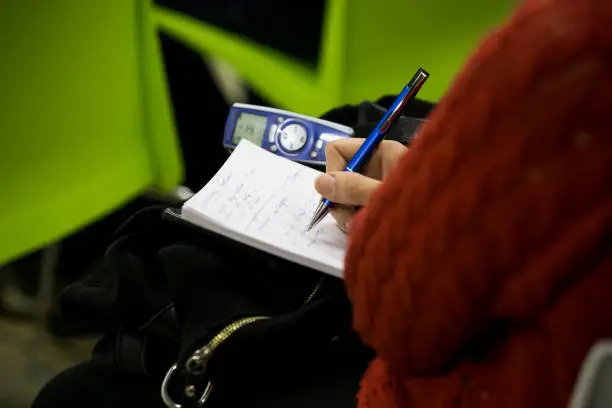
[180,140,347,278]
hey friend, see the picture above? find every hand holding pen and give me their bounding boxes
[307,68,429,231]
[313,138,409,232]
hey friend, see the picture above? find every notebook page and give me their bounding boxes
[182,140,347,278]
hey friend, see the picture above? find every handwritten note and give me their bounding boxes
[182,140,347,277]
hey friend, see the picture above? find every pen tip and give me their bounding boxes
[307,203,329,232]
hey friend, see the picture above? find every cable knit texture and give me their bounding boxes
[344,0,612,407]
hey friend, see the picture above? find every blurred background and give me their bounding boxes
[0,0,515,406]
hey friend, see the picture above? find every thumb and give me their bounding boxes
[314,171,380,206]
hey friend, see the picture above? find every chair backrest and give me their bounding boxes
[0,0,183,265]
[341,0,516,104]
[153,0,515,116]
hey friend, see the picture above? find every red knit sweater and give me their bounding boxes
[344,0,612,407]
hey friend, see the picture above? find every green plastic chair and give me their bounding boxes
[0,0,183,269]
[153,0,516,117]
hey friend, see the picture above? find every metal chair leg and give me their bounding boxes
[36,243,61,323]
[0,243,60,323]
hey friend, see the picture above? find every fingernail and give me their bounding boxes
[316,174,335,195]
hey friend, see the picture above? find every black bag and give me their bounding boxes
[60,204,372,408]
[55,98,433,408]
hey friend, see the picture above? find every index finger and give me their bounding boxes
[324,138,367,173]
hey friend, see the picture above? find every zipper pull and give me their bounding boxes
[185,346,212,375]
[161,316,268,407]
[161,346,214,408]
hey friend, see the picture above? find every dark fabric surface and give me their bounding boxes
[32,344,368,408]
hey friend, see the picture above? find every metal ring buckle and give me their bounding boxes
[161,364,214,408]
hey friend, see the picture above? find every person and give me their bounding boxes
[314,0,612,406]
[32,0,611,407]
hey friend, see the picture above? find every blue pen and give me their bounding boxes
[306,67,429,231]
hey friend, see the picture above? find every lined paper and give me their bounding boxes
[182,140,346,278]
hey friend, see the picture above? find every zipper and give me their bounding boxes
[162,278,324,407]
[185,278,323,376]
[303,277,323,305]
[185,316,270,375]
